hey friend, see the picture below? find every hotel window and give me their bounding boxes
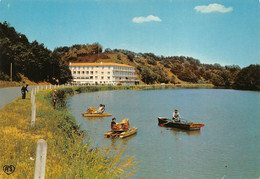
[95,76,98,79]
[101,76,104,79]
[86,71,89,74]
[90,76,93,79]
[77,71,80,74]
[73,71,76,74]
[107,77,110,80]
[107,72,110,74]
[101,72,104,75]
[90,71,93,74]
[95,71,98,74]
[82,71,85,74]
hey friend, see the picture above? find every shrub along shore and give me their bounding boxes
[0,84,212,178]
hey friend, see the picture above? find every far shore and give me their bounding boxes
[0,80,214,89]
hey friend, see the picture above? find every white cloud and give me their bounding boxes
[7,3,10,8]
[132,15,162,23]
[194,3,233,13]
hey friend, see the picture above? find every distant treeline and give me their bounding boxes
[111,49,259,91]
[0,22,259,90]
[0,22,72,84]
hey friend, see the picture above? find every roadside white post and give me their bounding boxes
[34,139,47,179]
[31,90,34,103]
[37,86,39,93]
[31,102,36,127]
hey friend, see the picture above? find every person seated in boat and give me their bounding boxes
[111,118,121,131]
[120,118,130,131]
[172,108,181,122]
[94,104,105,114]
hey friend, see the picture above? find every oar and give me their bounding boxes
[182,118,194,124]
[160,119,172,127]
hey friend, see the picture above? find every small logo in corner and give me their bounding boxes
[3,165,15,175]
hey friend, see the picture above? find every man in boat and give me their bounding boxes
[94,104,105,114]
[86,104,105,114]
[111,118,120,131]
[172,108,181,122]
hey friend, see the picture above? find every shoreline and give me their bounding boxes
[0,84,213,177]
[0,86,140,178]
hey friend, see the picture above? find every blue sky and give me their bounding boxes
[0,0,259,67]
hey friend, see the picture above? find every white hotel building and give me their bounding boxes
[69,62,139,85]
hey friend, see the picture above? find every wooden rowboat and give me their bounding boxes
[158,117,204,131]
[104,127,138,138]
[81,112,112,117]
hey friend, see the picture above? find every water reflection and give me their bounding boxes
[168,128,201,136]
[84,117,105,120]
[105,133,138,148]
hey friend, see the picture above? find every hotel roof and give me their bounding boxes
[69,62,134,68]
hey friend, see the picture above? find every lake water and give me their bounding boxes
[67,89,260,179]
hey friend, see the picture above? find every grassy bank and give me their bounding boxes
[0,88,137,178]
[74,83,213,93]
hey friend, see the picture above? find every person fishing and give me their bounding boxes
[52,90,57,109]
[21,84,29,99]
[172,108,181,122]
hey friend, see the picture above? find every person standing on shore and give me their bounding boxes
[21,84,29,99]
[52,90,57,109]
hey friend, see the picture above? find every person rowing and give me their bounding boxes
[172,108,181,122]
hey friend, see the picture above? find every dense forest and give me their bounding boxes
[0,22,72,84]
[0,22,259,91]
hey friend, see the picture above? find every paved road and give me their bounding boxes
[0,86,36,109]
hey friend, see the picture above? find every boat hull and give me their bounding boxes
[104,127,138,138]
[158,117,204,131]
[81,113,112,117]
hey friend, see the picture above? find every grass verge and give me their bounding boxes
[0,88,138,178]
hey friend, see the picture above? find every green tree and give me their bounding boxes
[234,64,260,91]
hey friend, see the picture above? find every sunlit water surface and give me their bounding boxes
[67,89,260,179]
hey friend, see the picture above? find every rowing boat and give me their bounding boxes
[81,112,112,117]
[158,117,204,130]
[104,127,138,138]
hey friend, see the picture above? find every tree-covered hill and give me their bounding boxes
[1,22,259,91]
[0,22,72,84]
[233,64,260,91]
[55,45,243,87]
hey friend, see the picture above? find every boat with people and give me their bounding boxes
[104,118,138,138]
[104,127,138,138]
[158,117,205,130]
[81,106,112,117]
